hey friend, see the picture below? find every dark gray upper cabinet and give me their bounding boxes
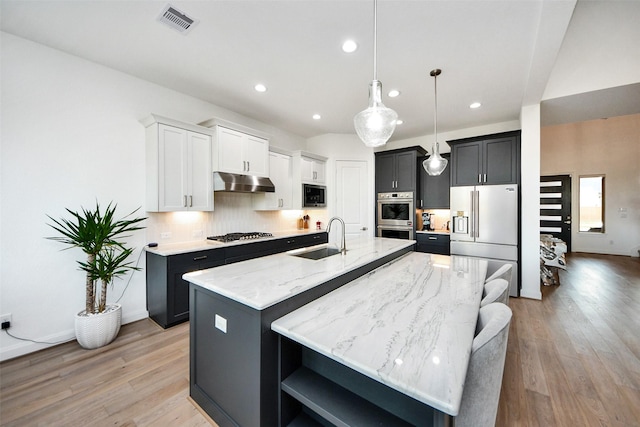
[449,131,520,186]
[417,153,450,209]
[375,147,426,193]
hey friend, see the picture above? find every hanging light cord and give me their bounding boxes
[373,0,378,81]
[433,71,438,145]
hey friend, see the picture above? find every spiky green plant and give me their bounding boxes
[46,202,146,314]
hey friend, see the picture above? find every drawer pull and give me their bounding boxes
[193,255,208,261]
[428,237,438,240]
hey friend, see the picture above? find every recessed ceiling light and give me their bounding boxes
[342,40,358,53]
[254,83,267,93]
[388,90,400,98]
[395,119,404,125]
[312,114,321,120]
[470,102,481,109]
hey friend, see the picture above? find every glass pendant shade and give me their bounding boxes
[423,68,448,176]
[423,142,448,176]
[354,80,398,147]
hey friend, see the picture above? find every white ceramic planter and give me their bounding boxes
[74,304,122,349]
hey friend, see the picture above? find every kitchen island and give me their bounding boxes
[273,252,487,426]
[184,236,415,427]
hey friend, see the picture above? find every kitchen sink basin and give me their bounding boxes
[290,246,342,260]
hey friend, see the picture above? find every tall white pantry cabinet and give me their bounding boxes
[143,115,214,212]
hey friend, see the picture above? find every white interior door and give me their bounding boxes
[336,160,369,238]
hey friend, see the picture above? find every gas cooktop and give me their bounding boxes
[206,232,274,243]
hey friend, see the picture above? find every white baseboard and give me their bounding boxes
[0,310,149,362]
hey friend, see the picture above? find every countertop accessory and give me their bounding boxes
[353,0,397,147]
[423,69,448,176]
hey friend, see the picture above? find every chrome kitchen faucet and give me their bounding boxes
[326,217,347,254]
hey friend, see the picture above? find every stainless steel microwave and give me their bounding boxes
[303,184,326,208]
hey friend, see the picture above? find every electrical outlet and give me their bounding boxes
[1,313,12,329]
[160,231,172,239]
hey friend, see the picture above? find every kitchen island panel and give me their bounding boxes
[187,236,415,427]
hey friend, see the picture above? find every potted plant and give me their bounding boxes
[47,201,146,349]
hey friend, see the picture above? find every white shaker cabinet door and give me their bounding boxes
[158,124,189,211]
[187,131,213,211]
[253,152,291,210]
[217,127,245,175]
[244,135,269,177]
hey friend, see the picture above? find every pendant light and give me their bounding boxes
[354,0,398,148]
[423,68,448,176]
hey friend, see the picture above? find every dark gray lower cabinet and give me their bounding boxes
[146,249,225,328]
[189,247,413,427]
[146,233,328,329]
[416,233,450,255]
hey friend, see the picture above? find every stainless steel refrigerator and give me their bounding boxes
[450,184,519,296]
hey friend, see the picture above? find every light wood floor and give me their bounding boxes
[1,253,639,426]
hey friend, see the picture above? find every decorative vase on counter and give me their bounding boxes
[74,303,122,349]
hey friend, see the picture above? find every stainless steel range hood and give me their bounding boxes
[213,172,275,193]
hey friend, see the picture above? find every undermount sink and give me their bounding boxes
[290,246,342,260]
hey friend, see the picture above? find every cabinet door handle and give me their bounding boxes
[189,195,193,207]
[483,173,487,183]
[478,174,481,183]
[184,195,187,207]
[247,161,250,171]
[428,236,437,240]
[193,255,207,261]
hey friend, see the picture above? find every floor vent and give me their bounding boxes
[157,4,198,34]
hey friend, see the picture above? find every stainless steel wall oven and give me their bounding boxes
[377,192,414,239]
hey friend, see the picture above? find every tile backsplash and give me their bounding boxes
[146,192,328,244]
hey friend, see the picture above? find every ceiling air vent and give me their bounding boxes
[157,4,198,35]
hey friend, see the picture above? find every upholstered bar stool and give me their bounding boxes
[456,302,512,427]
[481,278,509,307]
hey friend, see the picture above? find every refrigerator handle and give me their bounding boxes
[474,190,480,239]
[469,190,475,238]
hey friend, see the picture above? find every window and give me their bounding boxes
[579,175,605,232]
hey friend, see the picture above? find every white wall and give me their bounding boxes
[541,114,640,257]
[520,105,543,300]
[0,33,305,360]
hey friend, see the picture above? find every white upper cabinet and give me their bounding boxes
[215,126,269,177]
[300,156,326,184]
[143,115,213,212]
[253,151,293,211]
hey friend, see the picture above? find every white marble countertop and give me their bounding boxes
[183,236,415,310]
[271,252,487,416]
[145,229,326,256]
